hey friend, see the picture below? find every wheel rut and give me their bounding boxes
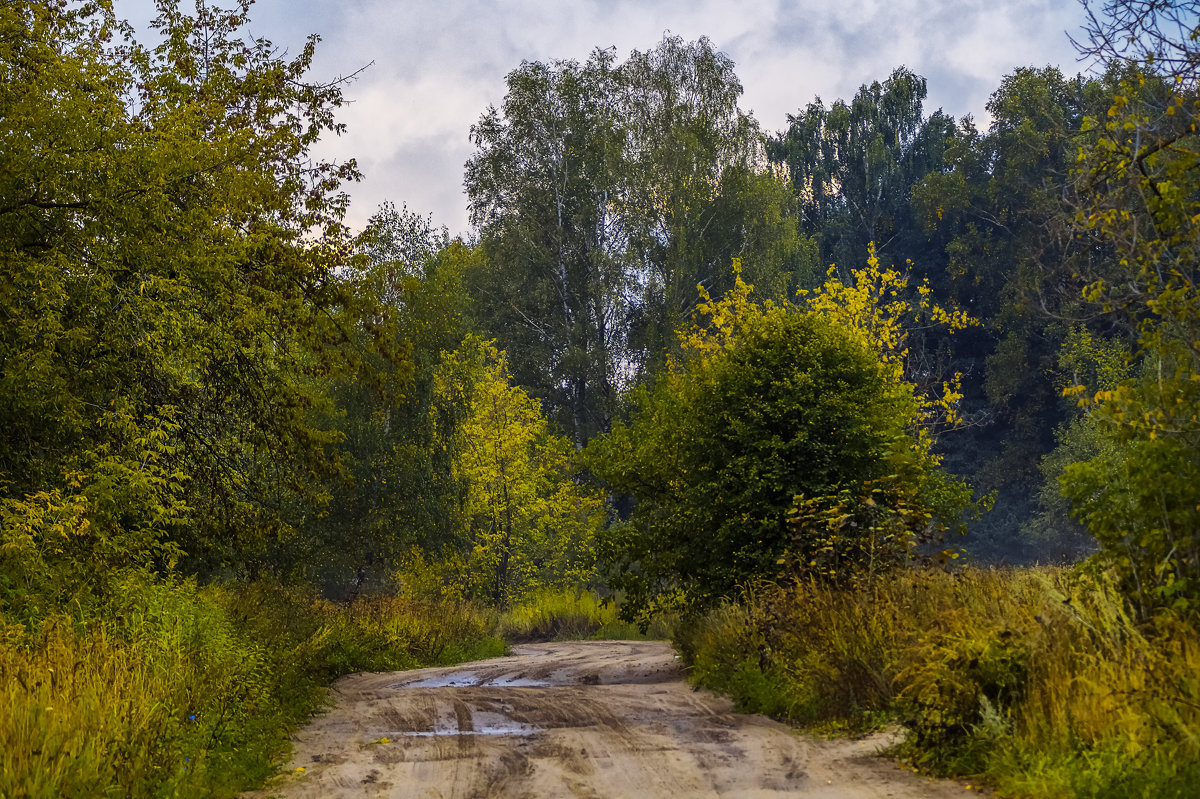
[244,640,983,798]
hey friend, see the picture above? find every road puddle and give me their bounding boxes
[488,675,550,687]
[395,672,483,688]
[391,724,539,737]
[392,671,550,689]
[386,707,541,737]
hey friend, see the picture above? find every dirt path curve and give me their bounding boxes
[247,640,981,798]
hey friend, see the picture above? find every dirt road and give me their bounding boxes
[248,640,980,798]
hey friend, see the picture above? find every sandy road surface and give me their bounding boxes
[248,641,980,798]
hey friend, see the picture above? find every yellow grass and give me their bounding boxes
[679,567,1200,797]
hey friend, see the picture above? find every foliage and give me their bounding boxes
[799,241,976,428]
[677,598,803,719]
[296,215,478,595]
[0,572,503,799]
[0,0,363,577]
[465,47,627,446]
[587,267,968,622]
[435,339,604,605]
[769,67,955,271]
[615,36,806,367]
[10,2,1200,796]
[1021,326,1127,557]
[678,567,1200,796]
[904,66,1110,560]
[465,36,801,445]
[768,63,1120,562]
[1060,4,1200,614]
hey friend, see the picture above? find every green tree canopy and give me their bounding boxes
[293,209,475,594]
[586,271,969,621]
[465,36,801,447]
[0,0,362,589]
[770,67,953,272]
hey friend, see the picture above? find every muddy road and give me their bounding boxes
[248,640,980,798]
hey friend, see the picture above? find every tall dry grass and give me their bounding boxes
[0,575,504,798]
[678,567,1200,797]
[496,588,674,641]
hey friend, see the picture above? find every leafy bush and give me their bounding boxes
[587,271,969,623]
[678,599,800,718]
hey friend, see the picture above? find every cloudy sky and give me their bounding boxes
[116,0,1093,235]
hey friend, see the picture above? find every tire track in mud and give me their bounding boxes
[245,640,982,798]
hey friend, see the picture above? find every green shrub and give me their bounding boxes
[588,288,969,623]
[682,600,799,717]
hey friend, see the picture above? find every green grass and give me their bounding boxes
[676,567,1200,797]
[0,573,504,798]
[496,588,675,642]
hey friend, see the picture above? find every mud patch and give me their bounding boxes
[244,641,983,799]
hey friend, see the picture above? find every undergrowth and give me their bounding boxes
[676,567,1200,797]
[0,572,504,799]
[496,588,674,642]
[1,577,673,798]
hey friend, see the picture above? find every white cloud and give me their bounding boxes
[116,0,1090,234]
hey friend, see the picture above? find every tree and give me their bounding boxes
[586,267,970,622]
[1059,1,1200,613]
[770,67,953,272]
[904,66,1109,559]
[465,36,801,445]
[798,242,976,431]
[439,339,603,605]
[295,207,473,594]
[618,36,804,371]
[0,0,362,587]
[465,49,628,448]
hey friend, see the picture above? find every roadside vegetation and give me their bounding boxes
[0,580,665,798]
[679,569,1200,798]
[0,577,504,798]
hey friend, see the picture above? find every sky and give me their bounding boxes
[115,0,1094,236]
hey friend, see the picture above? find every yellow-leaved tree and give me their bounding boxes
[421,338,603,605]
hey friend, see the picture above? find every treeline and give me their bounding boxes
[3,0,1200,795]
[0,0,1163,609]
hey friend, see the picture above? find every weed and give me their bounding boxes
[677,567,1200,796]
[0,573,508,798]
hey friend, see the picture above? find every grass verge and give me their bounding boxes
[0,572,504,798]
[675,567,1200,797]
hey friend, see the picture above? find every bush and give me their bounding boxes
[587,279,967,623]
